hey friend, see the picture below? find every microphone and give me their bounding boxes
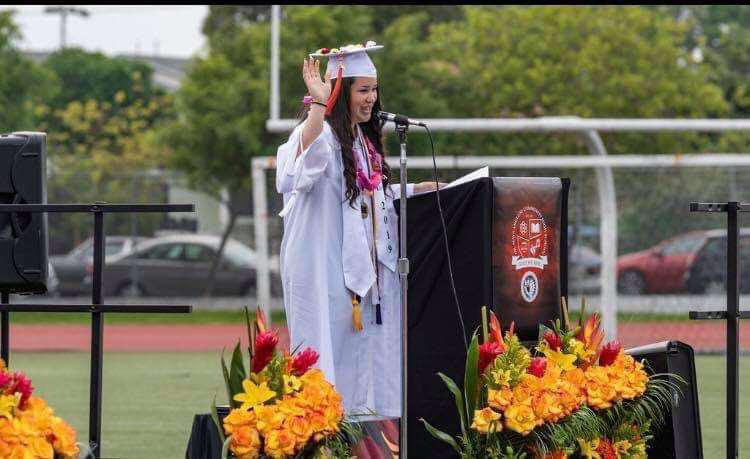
[375,110,426,127]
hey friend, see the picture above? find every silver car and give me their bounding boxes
[86,234,273,297]
[50,236,148,296]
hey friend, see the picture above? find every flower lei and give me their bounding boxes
[314,40,378,56]
[355,135,383,194]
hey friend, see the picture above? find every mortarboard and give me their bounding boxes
[309,41,383,116]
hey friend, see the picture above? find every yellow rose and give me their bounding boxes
[532,392,563,423]
[287,416,313,446]
[264,428,297,458]
[254,405,284,434]
[308,412,329,433]
[49,417,80,457]
[584,381,616,409]
[470,408,502,434]
[223,408,257,435]
[29,436,54,458]
[503,404,537,435]
[487,387,513,411]
[230,425,261,458]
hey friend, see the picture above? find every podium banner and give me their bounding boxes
[492,177,568,341]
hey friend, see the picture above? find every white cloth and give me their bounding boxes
[276,121,413,417]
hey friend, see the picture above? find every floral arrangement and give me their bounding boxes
[421,304,682,458]
[313,41,378,56]
[0,359,80,458]
[214,307,360,459]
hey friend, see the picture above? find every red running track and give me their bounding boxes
[6,322,749,353]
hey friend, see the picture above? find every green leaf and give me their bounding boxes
[209,394,226,443]
[221,435,233,459]
[419,418,461,454]
[481,305,489,343]
[248,305,255,362]
[220,348,234,408]
[437,372,467,436]
[464,332,480,421]
[228,342,247,407]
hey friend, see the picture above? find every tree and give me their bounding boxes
[41,48,163,111]
[379,6,727,157]
[169,5,737,279]
[0,10,55,131]
[34,49,175,253]
[163,6,375,295]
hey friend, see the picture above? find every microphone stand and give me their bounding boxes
[396,121,409,459]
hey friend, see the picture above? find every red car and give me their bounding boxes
[616,229,746,294]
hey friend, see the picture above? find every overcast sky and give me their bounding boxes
[5,5,208,58]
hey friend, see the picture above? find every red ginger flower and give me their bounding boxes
[543,330,562,351]
[478,342,503,373]
[599,340,622,367]
[252,330,279,373]
[10,371,33,409]
[528,357,547,377]
[0,371,11,389]
[291,347,319,376]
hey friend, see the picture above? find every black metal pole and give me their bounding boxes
[726,202,739,459]
[89,210,104,458]
[396,123,409,459]
[1,292,8,365]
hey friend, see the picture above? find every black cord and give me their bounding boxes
[423,125,467,350]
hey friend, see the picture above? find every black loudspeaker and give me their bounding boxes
[399,177,569,457]
[0,132,48,294]
[626,341,703,459]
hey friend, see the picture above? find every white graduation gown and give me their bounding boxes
[276,121,413,418]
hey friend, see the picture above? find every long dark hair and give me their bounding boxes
[297,77,392,207]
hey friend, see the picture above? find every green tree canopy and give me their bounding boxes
[378,6,728,157]
[33,48,175,251]
[0,10,55,131]
[41,48,163,110]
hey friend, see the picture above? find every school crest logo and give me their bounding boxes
[511,206,549,303]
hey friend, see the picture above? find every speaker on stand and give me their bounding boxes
[626,340,703,459]
[0,132,48,294]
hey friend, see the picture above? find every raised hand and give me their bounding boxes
[302,58,331,104]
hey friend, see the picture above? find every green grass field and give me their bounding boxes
[7,352,749,458]
[6,310,688,325]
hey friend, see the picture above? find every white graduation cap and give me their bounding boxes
[310,40,383,78]
[309,41,383,114]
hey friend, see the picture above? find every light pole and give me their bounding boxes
[44,6,90,49]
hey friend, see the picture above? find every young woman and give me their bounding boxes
[276,43,441,419]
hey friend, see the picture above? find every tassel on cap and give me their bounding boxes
[352,294,363,332]
[325,65,344,116]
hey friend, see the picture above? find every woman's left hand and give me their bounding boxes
[414,181,448,194]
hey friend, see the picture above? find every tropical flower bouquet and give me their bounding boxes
[213,307,361,459]
[421,304,683,458]
[0,359,81,458]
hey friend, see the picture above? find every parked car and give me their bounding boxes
[85,234,280,297]
[50,236,149,296]
[616,229,750,294]
[568,244,601,294]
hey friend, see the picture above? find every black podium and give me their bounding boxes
[400,177,569,457]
